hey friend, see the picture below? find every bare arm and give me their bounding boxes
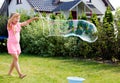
[20,17,39,27]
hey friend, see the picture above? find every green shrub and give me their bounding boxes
[0,39,7,53]
[19,10,120,62]
[81,13,87,20]
[0,15,8,36]
[50,13,56,20]
[0,15,8,53]
[68,11,73,20]
[19,11,95,58]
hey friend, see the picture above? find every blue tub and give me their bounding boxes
[67,77,85,83]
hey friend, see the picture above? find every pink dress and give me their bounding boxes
[7,23,21,55]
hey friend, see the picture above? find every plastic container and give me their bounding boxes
[67,77,85,83]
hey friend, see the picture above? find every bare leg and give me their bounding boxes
[9,54,26,78]
[13,54,21,75]
[8,60,14,75]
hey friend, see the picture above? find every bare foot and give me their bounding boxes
[8,73,12,76]
[19,74,26,79]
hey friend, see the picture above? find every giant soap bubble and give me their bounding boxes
[43,19,98,43]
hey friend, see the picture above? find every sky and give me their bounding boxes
[0,0,120,10]
[109,0,120,10]
[0,0,4,8]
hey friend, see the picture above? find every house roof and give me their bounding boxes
[27,0,58,12]
[27,0,82,12]
[27,0,114,13]
[53,0,82,11]
[87,4,102,15]
[0,0,10,15]
[102,0,115,10]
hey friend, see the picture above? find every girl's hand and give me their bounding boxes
[33,17,39,20]
[21,17,39,27]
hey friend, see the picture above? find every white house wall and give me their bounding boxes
[9,0,32,16]
[82,0,107,14]
[78,2,91,15]
[89,0,106,14]
[63,11,69,19]
[62,2,91,19]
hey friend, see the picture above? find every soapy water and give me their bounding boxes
[43,20,98,43]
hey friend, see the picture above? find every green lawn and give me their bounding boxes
[0,53,120,83]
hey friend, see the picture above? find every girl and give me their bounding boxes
[7,12,39,79]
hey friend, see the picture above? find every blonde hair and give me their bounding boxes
[7,13,20,30]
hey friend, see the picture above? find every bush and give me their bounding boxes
[0,39,7,53]
[20,16,92,57]
[0,15,8,53]
[19,10,120,62]
[0,15,8,36]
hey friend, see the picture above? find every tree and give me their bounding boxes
[91,13,99,27]
[102,6,115,61]
[103,7,113,28]
[103,6,114,37]
[81,12,87,20]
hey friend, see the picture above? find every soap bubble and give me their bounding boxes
[43,20,98,43]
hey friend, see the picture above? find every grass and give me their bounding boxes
[0,53,120,83]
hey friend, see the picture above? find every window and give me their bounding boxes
[87,4,95,8]
[86,0,91,3]
[17,0,22,4]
